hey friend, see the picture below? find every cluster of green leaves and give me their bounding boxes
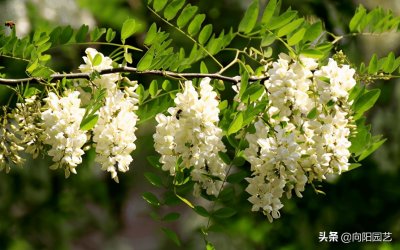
[349,5,400,33]
[359,52,400,78]
[0,21,140,78]
[141,0,235,71]
[238,0,331,60]
[135,79,175,124]
[349,84,384,165]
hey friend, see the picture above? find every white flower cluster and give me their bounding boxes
[92,89,139,183]
[1,107,24,172]
[1,96,44,173]
[10,95,44,159]
[79,48,139,182]
[154,78,228,196]
[41,91,88,177]
[244,54,356,222]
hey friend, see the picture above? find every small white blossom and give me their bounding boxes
[154,78,227,196]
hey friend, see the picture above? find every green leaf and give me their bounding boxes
[92,53,102,66]
[176,193,194,208]
[358,138,386,161]
[124,52,133,64]
[219,100,228,110]
[382,52,395,73]
[347,163,362,171]
[147,155,161,168]
[277,18,304,37]
[153,0,168,12]
[162,212,181,221]
[300,49,324,59]
[261,33,276,47]
[162,228,181,246]
[306,107,318,119]
[23,87,40,98]
[60,26,74,44]
[188,14,206,36]
[193,205,209,217]
[218,152,231,165]
[121,18,137,43]
[105,28,116,42]
[160,80,170,91]
[90,27,106,41]
[75,24,89,42]
[26,59,39,73]
[144,172,163,187]
[177,4,198,29]
[239,0,259,34]
[227,171,248,183]
[368,54,378,74]
[287,27,306,46]
[261,0,277,24]
[35,34,50,46]
[142,192,161,206]
[200,61,209,73]
[268,10,297,30]
[354,89,380,118]
[213,207,237,219]
[349,5,367,32]
[149,80,158,97]
[164,0,185,20]
[144,23,158,46]
[227,112,244,135]
[80,114,99,131]
[198,24,213,45]
[206,242,216,250]
[137,48,154,71]
[350,121,368,155]
[304,21,322,42]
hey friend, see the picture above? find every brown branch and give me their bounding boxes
[0,66,268,85]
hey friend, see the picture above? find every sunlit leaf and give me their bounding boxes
[261,0,278,24]
[80,114,99,131]
[121,18,137,43]
[153,0,168,12]
[164,0,185,20]
[227,112,244,135]
[198,24,213,45]
[277,18,304,37]
[188,14,206,36]
[177,4,198,29]
[238,0,259,34]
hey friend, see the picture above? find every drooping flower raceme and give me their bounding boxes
[77,47,140,182]
[92,88,139,183]
[154,78,228,196]
[244,54,356,222]
[41,91,88,177]
[10,95,44,159]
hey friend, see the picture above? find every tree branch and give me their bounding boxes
[0,66,268,85]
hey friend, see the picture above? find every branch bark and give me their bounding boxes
[0,66,268,85]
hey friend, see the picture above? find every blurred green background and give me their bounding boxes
[0,0,400,249]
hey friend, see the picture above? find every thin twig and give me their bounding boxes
[0,66,268,85]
